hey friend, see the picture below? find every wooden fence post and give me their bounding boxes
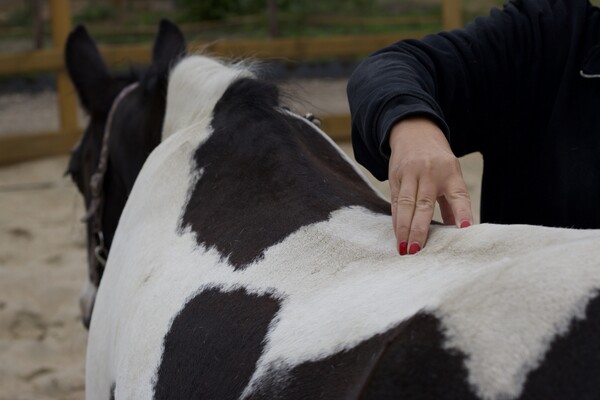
[31,0,44,49]
[267,0,279,38]
[442,0,462,30]
[50,0,79,136]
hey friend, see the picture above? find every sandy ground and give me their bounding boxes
[0,79,482,399]
[0,158,87,400]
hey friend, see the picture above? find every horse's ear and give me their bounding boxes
[146,19,186,92]
[153,19,186,74]
[65,25,111,113]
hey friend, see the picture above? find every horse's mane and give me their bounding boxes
[162,55,257,140]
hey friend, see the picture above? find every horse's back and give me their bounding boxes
[90,174,600,398]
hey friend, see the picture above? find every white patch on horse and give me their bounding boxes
[436,225,600,399]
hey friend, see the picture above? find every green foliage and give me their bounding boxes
[75,3,116,23]
[176,0,263,21]
[175,0,376,22]
[302,0,375,15]
[176,0,228,21]
[0,0,503,45]
[6,7,32,27]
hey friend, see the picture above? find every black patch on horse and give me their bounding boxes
[245,333,385,399]
[246,312,477,400]
[153,287,280,400]
[360,313,478,400]
[519,291,600,399]
[180,78,389,269]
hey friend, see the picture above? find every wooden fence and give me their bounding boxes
[0,0,462,166]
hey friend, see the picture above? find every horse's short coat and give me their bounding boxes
[80,54,600,400]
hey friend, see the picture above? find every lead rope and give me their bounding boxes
[83,82,139,285]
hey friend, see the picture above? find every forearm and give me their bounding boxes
[348,0,573,178]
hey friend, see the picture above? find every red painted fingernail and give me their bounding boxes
[408,243,421,255]
[399,241,408,256]
[460,221,471,228]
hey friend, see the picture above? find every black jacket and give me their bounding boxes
[348,0,600,228]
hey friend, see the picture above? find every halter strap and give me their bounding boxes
[84,82,139,285]
[580,70,600,78]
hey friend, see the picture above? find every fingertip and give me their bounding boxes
[459,220,472,228]
[408,242,421,255]
[398,241,408,256]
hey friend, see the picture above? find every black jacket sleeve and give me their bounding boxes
[347,0,582,181]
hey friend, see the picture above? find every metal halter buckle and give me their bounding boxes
[304,113,321,127]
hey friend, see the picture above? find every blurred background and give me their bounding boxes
[0,0,504,196]
[1,0,509,48]
[2,0,590,398]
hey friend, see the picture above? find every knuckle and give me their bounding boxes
[397,194,416,206]
[389,167,402,180]
[441,153,458,165]
[406,158,433,172]
[446,190,471,201]
[415,197,435,210]
[447,156,461,168]
[401,155,461,177]
[410,226,428,237]
[453,206,472,214]
[397,224,411,234]
[437,155,461,173]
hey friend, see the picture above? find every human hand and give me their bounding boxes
[388,117,473,255]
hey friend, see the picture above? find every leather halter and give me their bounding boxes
[83,82,139,286]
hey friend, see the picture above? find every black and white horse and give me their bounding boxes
[67,22,600,400]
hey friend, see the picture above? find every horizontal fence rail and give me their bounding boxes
[0,0,462,166]
[0,32,430,76]
[0,32,428,165]
[1,15,441,38]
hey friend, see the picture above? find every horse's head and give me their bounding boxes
[65,20,186,328]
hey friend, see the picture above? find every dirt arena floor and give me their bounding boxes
[0,78,482,399]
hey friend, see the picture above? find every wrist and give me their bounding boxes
[389,117,450,153]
